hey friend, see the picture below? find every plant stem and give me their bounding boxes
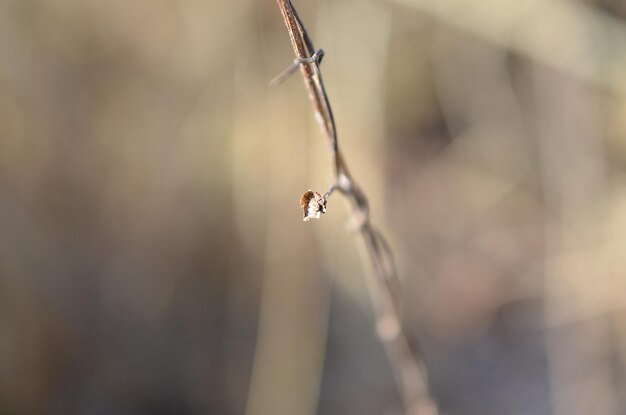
[273,1,439,414]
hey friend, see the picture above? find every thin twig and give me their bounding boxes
[273,1,438,414]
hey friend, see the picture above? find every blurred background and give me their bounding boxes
[1,0,626,414]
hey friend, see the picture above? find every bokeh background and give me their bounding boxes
[2,0,626,414]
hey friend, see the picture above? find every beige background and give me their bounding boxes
[1,1,626,414]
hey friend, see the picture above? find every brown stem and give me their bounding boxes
[273,1,438,414]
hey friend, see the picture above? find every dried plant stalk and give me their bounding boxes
[273,1,438,414]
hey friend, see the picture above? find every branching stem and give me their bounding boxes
[273,2,439,414]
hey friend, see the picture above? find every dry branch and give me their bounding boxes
[273,1,439,414]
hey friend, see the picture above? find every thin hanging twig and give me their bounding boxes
[273,1,438,414]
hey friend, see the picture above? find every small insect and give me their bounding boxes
[300,190,326,221]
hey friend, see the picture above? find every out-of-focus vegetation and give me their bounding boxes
[1,1,626,414]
